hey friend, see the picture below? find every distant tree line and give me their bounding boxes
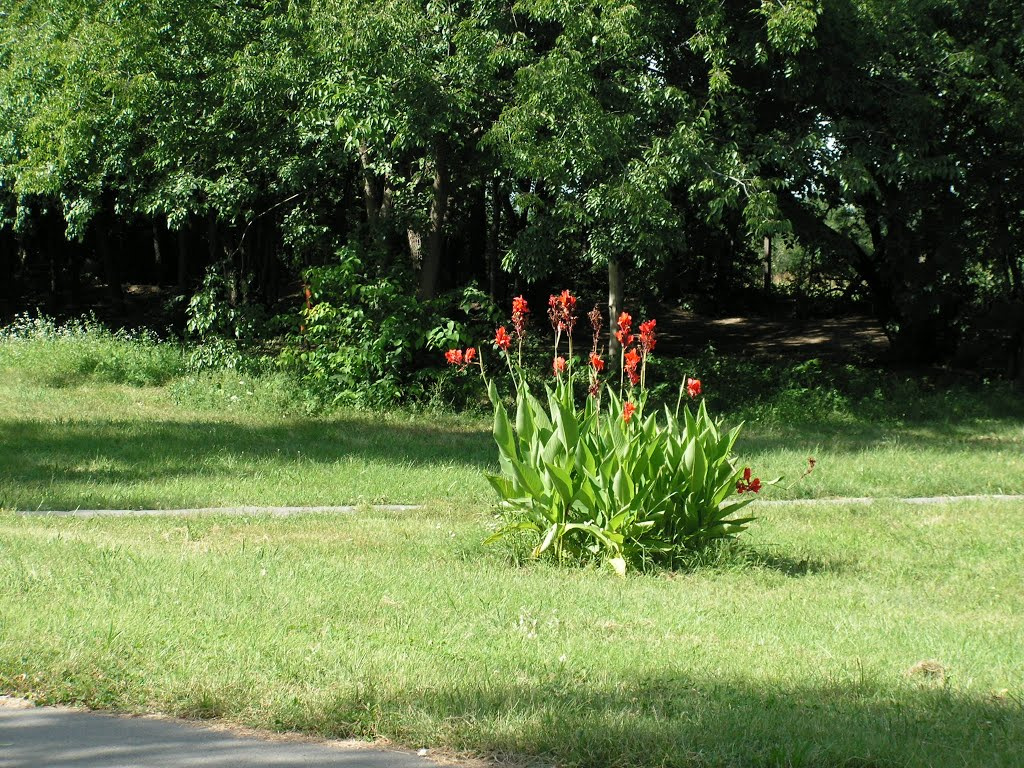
[1,0,1021,377]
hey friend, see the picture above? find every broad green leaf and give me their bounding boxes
[490,381,516,460]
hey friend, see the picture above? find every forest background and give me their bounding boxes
[1,0,1022,408]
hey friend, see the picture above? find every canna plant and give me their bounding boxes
[446,291,770,574]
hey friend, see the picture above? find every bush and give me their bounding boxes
[278,246,500,409]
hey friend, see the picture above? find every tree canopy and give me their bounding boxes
[1,0,1021,382]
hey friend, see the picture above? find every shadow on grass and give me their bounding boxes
[740,417,1024,455]
[275,675,1024,768]
[0,416,494,509]
[1,410,1020,510]
[0,409,1019,512]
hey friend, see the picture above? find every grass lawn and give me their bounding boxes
[2,501,1022,767]
[1,334,1023,766]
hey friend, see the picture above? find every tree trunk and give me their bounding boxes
[406,228,423,272]
[206,212,218,266]
[1006,252,1024,384]
[418,139,449,301]
[763,236,773,292]
[177,228,189,293]
[67,238,82,312]
[152,219,164,283]
[0,228,14,316]
[95,223,125,313]
[359,142,383,229]
[486,177,501,301]
[607,256,623,369]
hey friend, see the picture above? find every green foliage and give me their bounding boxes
[276,249,424,407]
[486,378,757,573]
[1,0,1022,377]
[0,315,185,387]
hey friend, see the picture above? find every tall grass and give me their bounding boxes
[0,315,185,388]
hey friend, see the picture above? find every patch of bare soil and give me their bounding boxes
[657,309,889,362]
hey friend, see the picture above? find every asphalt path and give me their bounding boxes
[0,701,443,768]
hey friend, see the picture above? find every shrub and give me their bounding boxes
[446,292,770,573]
[277,247,500,409]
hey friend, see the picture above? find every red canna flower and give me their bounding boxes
[686,378,702,398]
[615,312,633,346]
[623,401,637,423]
[547,290,578,333]
[639,319,657,354]
[624,348,641,382]
[464,347,477,364]
[553,356,567,376]
[589,352,605,372]
[736,468,762,494]
[494,326,512,351]
[512,296,529,339]
[444,349,463,366]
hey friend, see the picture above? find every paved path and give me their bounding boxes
[12,505,422,518]
[11,495,1024,518]
[0,700,442,768]
[755,494,1024,507]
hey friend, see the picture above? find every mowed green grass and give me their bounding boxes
[0,368,1022,510]
[1,500,1022,767]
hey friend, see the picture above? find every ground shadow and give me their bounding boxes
[0,416,494,509]
[1,408,1021,510]
[295,674,1023,768]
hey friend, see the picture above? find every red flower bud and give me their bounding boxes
[444,349,463,366]
[623,402,637,423]
[686,378,702,398]
[464,347,477,364]
[639,319,657,353]
[589,352,605,372]
[553,356,567,376]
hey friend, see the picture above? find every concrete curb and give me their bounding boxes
[759,494,1024,507]
[12,504,422,518]
[9,495,1024,518]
